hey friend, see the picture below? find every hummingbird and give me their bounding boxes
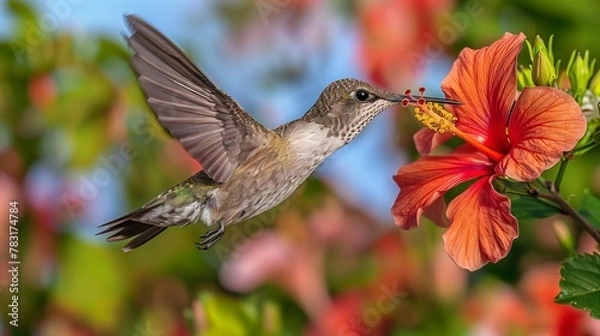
[98,15,459,252]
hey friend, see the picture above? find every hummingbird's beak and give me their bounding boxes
[388,94,462,106]
[420,96,462,105]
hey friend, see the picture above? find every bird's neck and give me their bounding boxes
[278,119,345,172]
[300,104,382,145]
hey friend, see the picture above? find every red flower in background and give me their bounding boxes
[463,263,600,335]
[358,0,455,87]
[28,73,57,110]
[391,33,586,270]
[219,210,331,322]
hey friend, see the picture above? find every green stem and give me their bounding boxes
[572,141,600,157]
[538,180,600,246]
[533,176,549,190]
[554,158,568,190]
[504,190,563,212]
[504,190,533,197]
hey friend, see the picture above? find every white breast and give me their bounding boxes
[285,122,345,172]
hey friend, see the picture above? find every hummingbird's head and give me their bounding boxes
[303,78,457,144]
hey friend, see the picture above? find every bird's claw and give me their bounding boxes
[195,223,225,250]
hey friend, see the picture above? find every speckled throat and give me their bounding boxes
[300,78,401,143]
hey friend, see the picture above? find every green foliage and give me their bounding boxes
[574,118,600,157]
[509,195,562,222]
[556,253,600,317]
[51,237,127,332]
[579,189,600,229]
[198,292,282,336]
[496,178,562,222]
[455,0,600,66]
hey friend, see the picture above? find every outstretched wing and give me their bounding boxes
[125,14,269,183]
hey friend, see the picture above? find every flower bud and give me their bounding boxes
[552,220,574,255]
[589,70,600,96]
[556,69,570,90]
[532,36,552,61]
[532,51,557,86]
[517,65,534,91]
[567,50,596,103]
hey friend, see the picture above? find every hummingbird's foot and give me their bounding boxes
[195,222,225,250]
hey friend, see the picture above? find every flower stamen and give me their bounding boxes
[404,89,506,162]
[414,102,457,134]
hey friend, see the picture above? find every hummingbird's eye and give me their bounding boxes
[355,89,370,102]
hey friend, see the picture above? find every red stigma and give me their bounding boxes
[404,89,412,95]
[418,87,426,94]
[401,98,409,107]
[418,98,425,105]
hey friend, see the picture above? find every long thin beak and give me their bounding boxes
[389,94,462,106]
[420,95,462,105]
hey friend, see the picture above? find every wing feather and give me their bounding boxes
[125,14,270,183]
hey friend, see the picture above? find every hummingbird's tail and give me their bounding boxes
[97,207,167,252]
[98,171,217,251]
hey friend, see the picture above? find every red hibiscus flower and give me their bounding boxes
[391,33,587,270]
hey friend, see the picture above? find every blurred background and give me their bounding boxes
[1,0,600,335]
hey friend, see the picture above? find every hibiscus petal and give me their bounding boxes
[441,33,526,152]
[391,151,494,230]
[443,176,518,271]
[413,128,453,155]
[423,197,449,228]
[498,87,587,181]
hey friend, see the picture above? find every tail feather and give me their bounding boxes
[121,225,167,252]
[97,172,211,251]
[105,221,150,242]
[97,208,167,252]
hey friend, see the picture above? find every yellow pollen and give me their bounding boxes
[413,102,457,133]
[409,99,505,162]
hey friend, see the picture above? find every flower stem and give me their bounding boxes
[554,158,568,190]
[572,142,600,157]
[504,189,563,212]
[538,180,600,245]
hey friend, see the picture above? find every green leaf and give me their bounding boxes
[573,118,600,157]
[196,292,282,336]
[494,178,561,221]
[52,237,127,332]
[579,189,600,229]
[509,195,562,222]
[555,253,600,317]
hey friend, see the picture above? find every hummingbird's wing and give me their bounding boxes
[125,15,270,183]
